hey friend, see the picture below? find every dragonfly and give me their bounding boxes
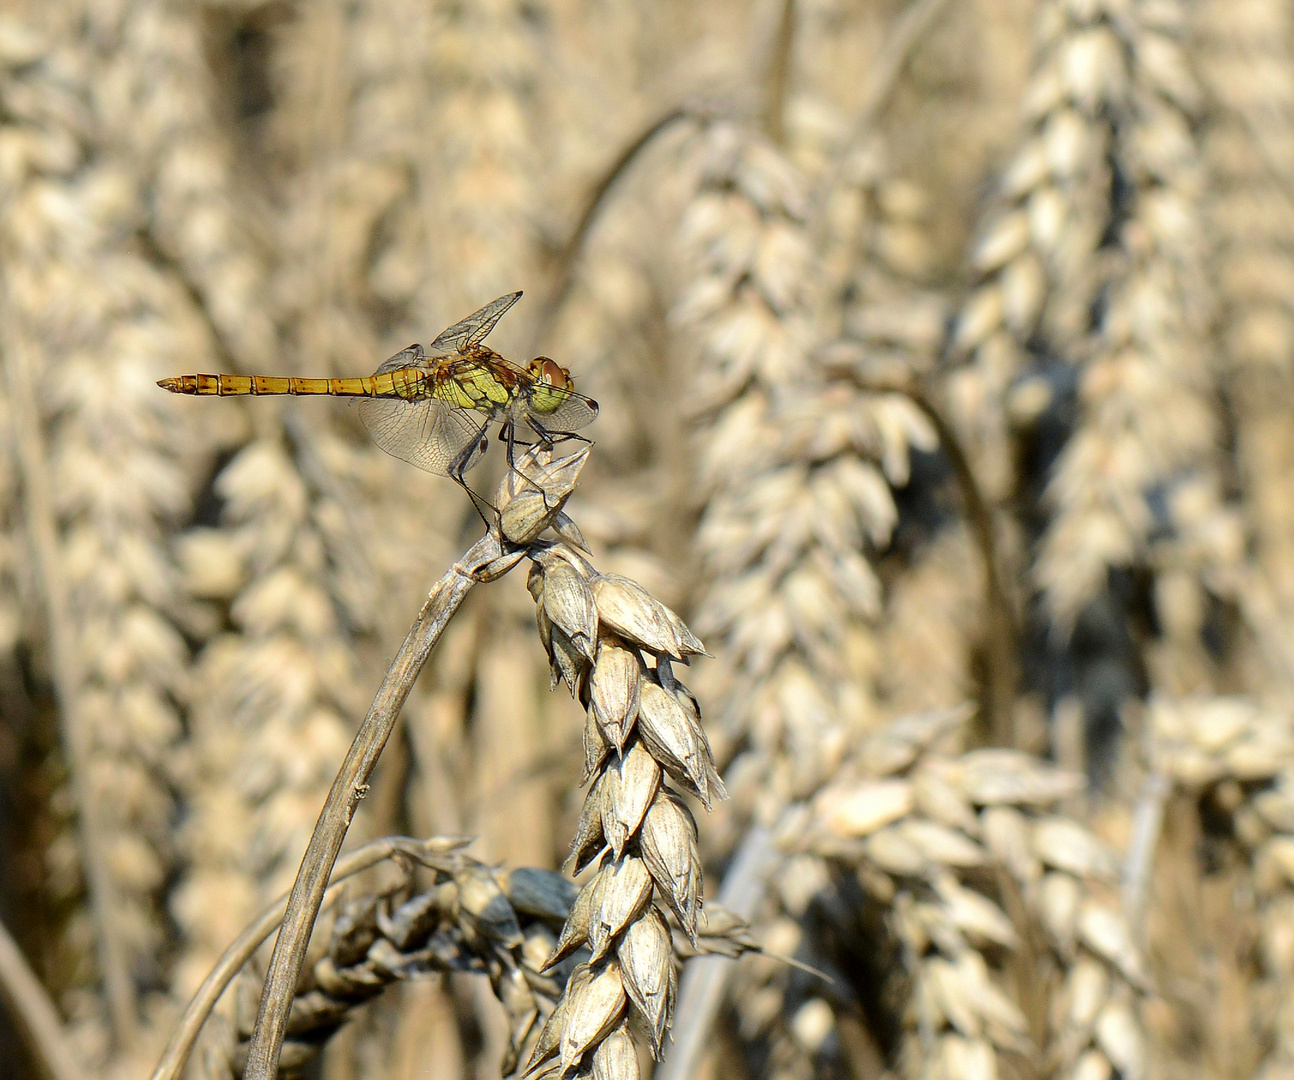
[158,292,598,514]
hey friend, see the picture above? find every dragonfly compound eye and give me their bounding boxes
[529,357,572,389]
[528,357,575,415]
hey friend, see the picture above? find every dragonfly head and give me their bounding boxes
[526,356,576,415]
[528,356,573,391]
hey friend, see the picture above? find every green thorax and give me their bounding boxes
[428,358,515,413]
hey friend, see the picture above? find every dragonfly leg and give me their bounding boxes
[527,418,592,450]
[503,420,518,468]
[502,419,568,509]
[449,422,498,528]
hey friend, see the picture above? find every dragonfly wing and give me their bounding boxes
[429,292,522,353]
[528,389,600,434]
[372,344,424,376]
[358,395,486,477]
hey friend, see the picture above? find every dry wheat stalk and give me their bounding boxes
[662,115,959,1080]
[948,0,1237,756]
[948,0,1234,650]
[946,0,1130,504]
[0,7,219,1059]
[804,705,1149,1080]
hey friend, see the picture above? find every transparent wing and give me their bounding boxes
[430,292,522,353]
[357,395,486,477]
[373,344,424,376]
[526,387,600,434]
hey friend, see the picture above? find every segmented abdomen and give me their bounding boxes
[157,371,431,397]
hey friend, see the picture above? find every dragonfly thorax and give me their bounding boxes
[427,358,513,414]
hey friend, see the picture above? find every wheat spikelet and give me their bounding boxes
[0,8,220,1062]
[1032,1,1236,665]
[265,0,470,583]
[946,0,1129,503]
[819,138,976,724]
[482,443,721,1080]
[90,0,276,372]
[271,0,543,343]
[658,117,967,1080]
[825,154,946,375]
[947,0,1236,755]
[171,433,374,994]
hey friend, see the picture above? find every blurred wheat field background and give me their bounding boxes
[2,0,1294,1079]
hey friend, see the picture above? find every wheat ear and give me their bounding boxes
[810,706,1149,1080]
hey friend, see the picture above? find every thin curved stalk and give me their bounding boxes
[1122,769,1169,936]
[811,0,952,238]
[148,835,463,1080]
[762,0,796,144]
[856,372,1019,744]
[1,292,137,1043]
[0,915,82,1080]
[530,105,697,352]
[241,530,503,1080]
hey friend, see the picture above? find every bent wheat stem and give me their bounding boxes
[241,531,504,1080]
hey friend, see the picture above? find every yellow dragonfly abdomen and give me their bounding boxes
[157,370,433,399]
